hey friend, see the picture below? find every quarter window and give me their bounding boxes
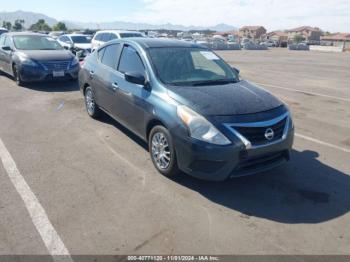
[0,35,5,46]
[100,44,120,69]
[4,36,12,47]
[118,46,144,74]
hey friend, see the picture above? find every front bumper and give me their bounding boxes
[172,122,294,182]
[18,64,80,82]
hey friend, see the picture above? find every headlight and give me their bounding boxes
[177,105,231,145]
[70,57,79,67]
[19,56,37,67]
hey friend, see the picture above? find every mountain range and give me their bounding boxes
[0,10,236,32]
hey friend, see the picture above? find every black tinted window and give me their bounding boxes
[119,33,143,38]
[101,44,119,69]
[101,33,111,42]
[109,34,118,40]
[118,46,144,74]
[95,33,103,41]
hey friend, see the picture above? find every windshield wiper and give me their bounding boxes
[192,79,238,86]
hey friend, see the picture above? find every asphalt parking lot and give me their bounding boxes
[0,48,349,256]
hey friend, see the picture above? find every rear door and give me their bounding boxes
[1,36,13,74]
[111,44,149,136]
[92,43,122,115]
[0,34,6,71]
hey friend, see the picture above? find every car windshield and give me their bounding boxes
[148,47,239,86]
[120,33,143,38]
[13,35,63,50]
[71,36,91,44]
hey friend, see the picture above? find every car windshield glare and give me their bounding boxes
[148,47,239,86]
[71,36,91,44]
[13,35,63,50]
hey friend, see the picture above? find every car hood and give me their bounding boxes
[167,80,283,116]
[74,43,92,50]
[18,50,74,61]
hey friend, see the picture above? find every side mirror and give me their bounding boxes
[125,72,146,86]
[2,46,12,51]
[232,67,240,74]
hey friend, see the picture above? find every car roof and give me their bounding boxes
[120,38,205,49]
[96,30,143,34]
[64,34,88,37]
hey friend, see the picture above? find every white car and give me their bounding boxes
[91,30,144,51]
[58,34,92,51]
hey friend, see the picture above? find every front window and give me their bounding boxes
[148,47,239,86]
[71,36,91,44]
[13,35,63,50]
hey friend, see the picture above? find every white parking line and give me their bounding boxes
[254,82,350,103]
[0,138,73,262]
[296,133,350,154]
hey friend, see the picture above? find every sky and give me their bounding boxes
[1,0,349,32]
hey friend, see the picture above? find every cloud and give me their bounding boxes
[123,0,350,32]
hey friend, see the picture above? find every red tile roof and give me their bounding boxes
[321,33,350,41]
[287,26,321,32]
[266,30,288,37]
[240,26,265,31]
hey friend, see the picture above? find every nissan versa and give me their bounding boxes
[0,32,80,86]
[79,38,294,181]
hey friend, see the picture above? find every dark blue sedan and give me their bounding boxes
[79,38,294,181]
[0,32,80,86]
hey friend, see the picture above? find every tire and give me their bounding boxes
[13,64,24,86]
[149,125,180,177]
[84,86,101,119]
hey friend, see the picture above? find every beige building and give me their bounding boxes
[264,31,289,42]
[286,26,322,43]
[321,33,350,50]
[239,26,267,40]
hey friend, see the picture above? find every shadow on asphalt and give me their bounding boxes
[23,81,80,92]
[97,112,148,150]
[172,150,350,224]
[93,111,350,224]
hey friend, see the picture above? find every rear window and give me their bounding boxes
[119,33,143,38]
[101,33,111,42]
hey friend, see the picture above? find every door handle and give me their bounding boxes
[112,82,119,91]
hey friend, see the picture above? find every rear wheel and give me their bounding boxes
[13,65,24,86]
[149,125,180,177]
[84,86,101,119]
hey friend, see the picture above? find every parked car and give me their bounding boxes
[58,34,92,60]
[0,32,80,86]
[79,38,294,181]
[91,30,144,51]
[48,31,65,39]
[0,28,8,36]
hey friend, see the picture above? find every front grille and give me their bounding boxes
[40,60,70,72]
[231,117,287,146]
[231,151,288,177]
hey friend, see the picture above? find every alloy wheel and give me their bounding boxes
[85,89,95,115]
[151,132,171,170]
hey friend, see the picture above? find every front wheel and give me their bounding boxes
[149,126,180,177]
[13,65,24,86]
[84,86,101,119]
